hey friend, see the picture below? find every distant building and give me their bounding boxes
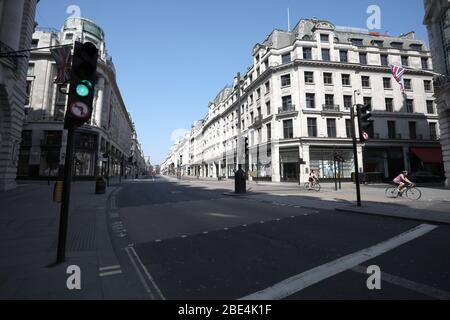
[163,18,442,183]
[18,17,140,180]
[0,0,38,191]
[424,0,450,188]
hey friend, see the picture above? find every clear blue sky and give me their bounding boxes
[36,0,428,164]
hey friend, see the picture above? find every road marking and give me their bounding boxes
[99,265,121,272]
[99,270,123,277]
[240,224,437,300]
[125,247,165,300]
[352,266,450,300]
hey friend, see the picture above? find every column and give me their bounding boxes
[94,77,105,127]
[300,144,311,184]
[272,142,281,182]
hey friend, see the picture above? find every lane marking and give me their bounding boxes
[352,266,450,300]
[99,270,123,277]
[125,247,154,300]
[126,246,166,300]
[240,224,437,300]
[99,265,121,272]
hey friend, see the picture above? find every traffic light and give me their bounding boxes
[357,104,373,142]
[65,41,99,129]
[244,137,249,155]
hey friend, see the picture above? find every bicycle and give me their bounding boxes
[385,183,422,201]
[304,179,321,192]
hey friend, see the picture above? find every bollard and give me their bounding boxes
[95,177,106,194]
[53,181,64,203]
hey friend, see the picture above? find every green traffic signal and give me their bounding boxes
[76,80,93,97]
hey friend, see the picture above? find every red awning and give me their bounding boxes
[411,148,443,164]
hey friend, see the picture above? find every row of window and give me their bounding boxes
[281,118,439,141]
[280,71,434,92]
[279,93,436,114]
[319,33,424,52]
[280,48,429,69]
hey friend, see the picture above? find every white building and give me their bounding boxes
[18,17,140,180]
[424,0,450,188]
[164,18,443,183]
[0,0,38,190]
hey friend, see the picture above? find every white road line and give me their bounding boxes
[352,266,450,300]
[99,270,123,277]
[240,224,437,300]
[125,247,155,300]
[99,265,121,272]
[127,246,166,300]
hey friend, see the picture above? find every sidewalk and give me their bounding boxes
[166,175,450,226]
[0,180,135,299]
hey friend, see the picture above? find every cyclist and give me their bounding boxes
[393,170,413,197]
[309,170,318,190]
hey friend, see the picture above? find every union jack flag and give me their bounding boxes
[389,64,405,93]
[50,46,72,84]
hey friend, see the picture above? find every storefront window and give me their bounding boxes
[310,149,354,179]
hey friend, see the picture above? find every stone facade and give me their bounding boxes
[162,18,443,183]
[424,0,450,188]
[18,17,145,180]
[0,0,38,191]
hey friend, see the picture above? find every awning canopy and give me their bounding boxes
[411,148,443,164]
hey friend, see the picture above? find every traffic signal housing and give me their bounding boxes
[65,41,99,129]
[244,137,249,155]
[356,104,373,142]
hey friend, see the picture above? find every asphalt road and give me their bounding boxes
[110,177,450,300]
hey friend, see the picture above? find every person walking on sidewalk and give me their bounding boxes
[393,170,412,197]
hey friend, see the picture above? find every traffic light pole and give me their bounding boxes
[56,125,76,263]
[351,105,362,207]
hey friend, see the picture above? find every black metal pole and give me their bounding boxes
[351,106,362,207]
[56,126,76,264]
[339,161,342,190]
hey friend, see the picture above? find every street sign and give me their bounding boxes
[363,132,369,141]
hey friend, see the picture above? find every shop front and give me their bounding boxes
[309,147,355,180]
[280,148,300,182]
[364,147,404,180]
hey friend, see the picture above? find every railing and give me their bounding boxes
[322,104,341,112]
[278,105,296,114]
[35,27,60,34]
[252,115,264,124]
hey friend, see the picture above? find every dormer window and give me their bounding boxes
[391,42,404,50]
[351,38,364,46]
[372,40,384,47]
[320,34,329,43]
[410,44,423,51]
[65,33,74,40]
